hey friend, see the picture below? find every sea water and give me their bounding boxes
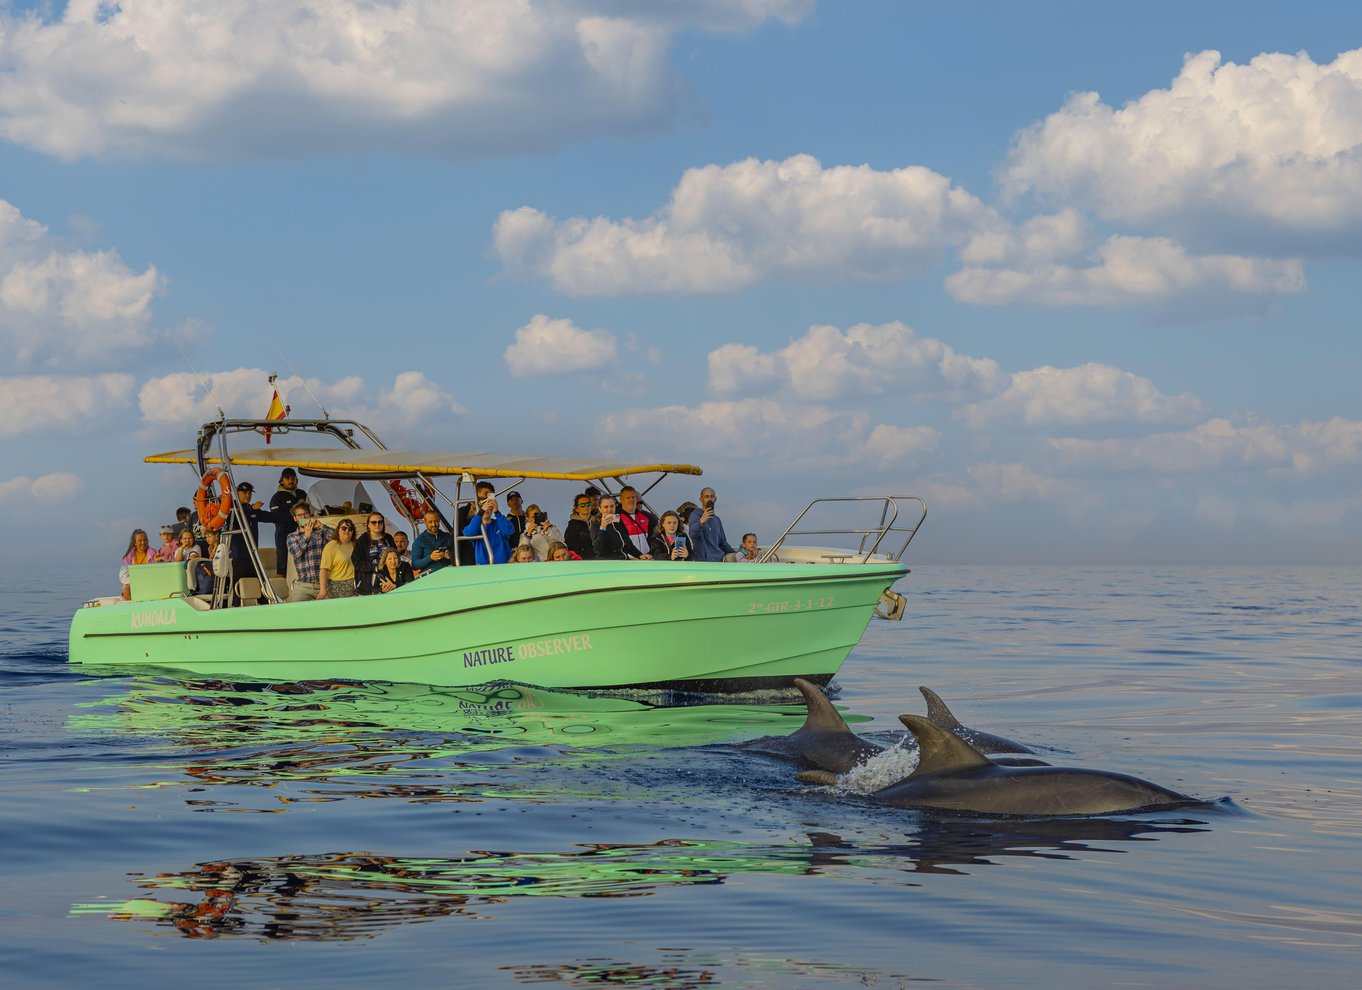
[1,564,1359,988]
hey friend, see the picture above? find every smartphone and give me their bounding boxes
[675,534,686,546]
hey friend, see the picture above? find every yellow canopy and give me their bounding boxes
[144,446,703,482]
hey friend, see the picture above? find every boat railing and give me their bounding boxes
[759,496,927,564]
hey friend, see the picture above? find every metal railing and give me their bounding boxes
[759,496,927,564]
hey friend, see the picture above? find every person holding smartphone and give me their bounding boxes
[687,486,737,562]
[649,511,690,561]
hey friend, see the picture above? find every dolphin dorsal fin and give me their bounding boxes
[899,714,992,776]
[793,678,853,735]
[919,686,962,729]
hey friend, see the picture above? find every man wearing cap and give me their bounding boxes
[269,468,309,580]
[504,490,527,542]
[227,481,272,603]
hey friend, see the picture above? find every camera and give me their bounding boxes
[533,512,546,524]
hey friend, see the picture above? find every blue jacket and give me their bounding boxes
[462,511,516,564]
[689,512,736,562]
[412,528,453,573]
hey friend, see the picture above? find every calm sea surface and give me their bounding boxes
[1,564,1359,988]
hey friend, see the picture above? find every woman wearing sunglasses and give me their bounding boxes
[564,492,597,560]
[319,520,358,599]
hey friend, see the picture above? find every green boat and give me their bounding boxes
[70,418,925,691]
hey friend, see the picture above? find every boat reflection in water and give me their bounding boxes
[69,674,1210,945]
[69,674,816,801]
[72,822,1209,941]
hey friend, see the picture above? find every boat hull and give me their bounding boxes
[69,560,906,690]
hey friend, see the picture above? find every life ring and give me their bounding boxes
[194,467,233,531]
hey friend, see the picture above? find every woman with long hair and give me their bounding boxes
[592,495,649,560]
[374,546,416,592]
[319,520,358,599]
[119,528,153,599]
[649,510,690,561]
[564,491,597,560]
[545,540,580,562]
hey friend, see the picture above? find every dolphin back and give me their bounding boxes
[919,686,963,728]
[898,714,994,776]
[793,678,854,735]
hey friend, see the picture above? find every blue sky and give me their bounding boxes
[2,0,1361,566]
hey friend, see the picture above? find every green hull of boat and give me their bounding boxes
[69,560,906,690]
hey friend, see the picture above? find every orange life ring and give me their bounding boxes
[194,467,233,531]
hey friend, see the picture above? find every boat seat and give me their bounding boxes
[235,578,264,604]
[234,575,289,604]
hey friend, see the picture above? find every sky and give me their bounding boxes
[2,0,1361,568]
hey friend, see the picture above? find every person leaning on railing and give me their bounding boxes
[118,528,154,600]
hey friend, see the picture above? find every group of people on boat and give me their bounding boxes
[119,470,765,604]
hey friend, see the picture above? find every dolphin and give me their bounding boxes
[798,714,1199,817]
[919,686,1036,755]
[736,678,884,773]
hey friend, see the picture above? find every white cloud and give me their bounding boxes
[959,209,1091,266]
[959,362,1203,429]
[947,235,1305,312]
[376,371,467,422]
[0,373,136,435]
[138,368,462,433]
[1049,416,1362,474]
[0,200,165,367]
[603,397,939,470]
[0,1,811,161]
[503,314,617,377]
[708,321,1005,400]
[967,462,1075,503]
[494,154,998,295]
[1002,47,1362,251]
[0,472,84,504]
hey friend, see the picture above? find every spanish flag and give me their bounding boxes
[264,381,287,444]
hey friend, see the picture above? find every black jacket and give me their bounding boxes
[369,560,416,594]
[594,520,647,560]
[353,532,396,595]
[565,518,597,560]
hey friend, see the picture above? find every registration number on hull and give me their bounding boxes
[748,597,834,614]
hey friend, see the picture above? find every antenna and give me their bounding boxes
[173,339,225,420]
[272,341,330,419]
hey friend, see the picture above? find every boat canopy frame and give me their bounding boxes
[151,418,706,599]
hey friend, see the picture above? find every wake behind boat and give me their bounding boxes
[70,418,925,690]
